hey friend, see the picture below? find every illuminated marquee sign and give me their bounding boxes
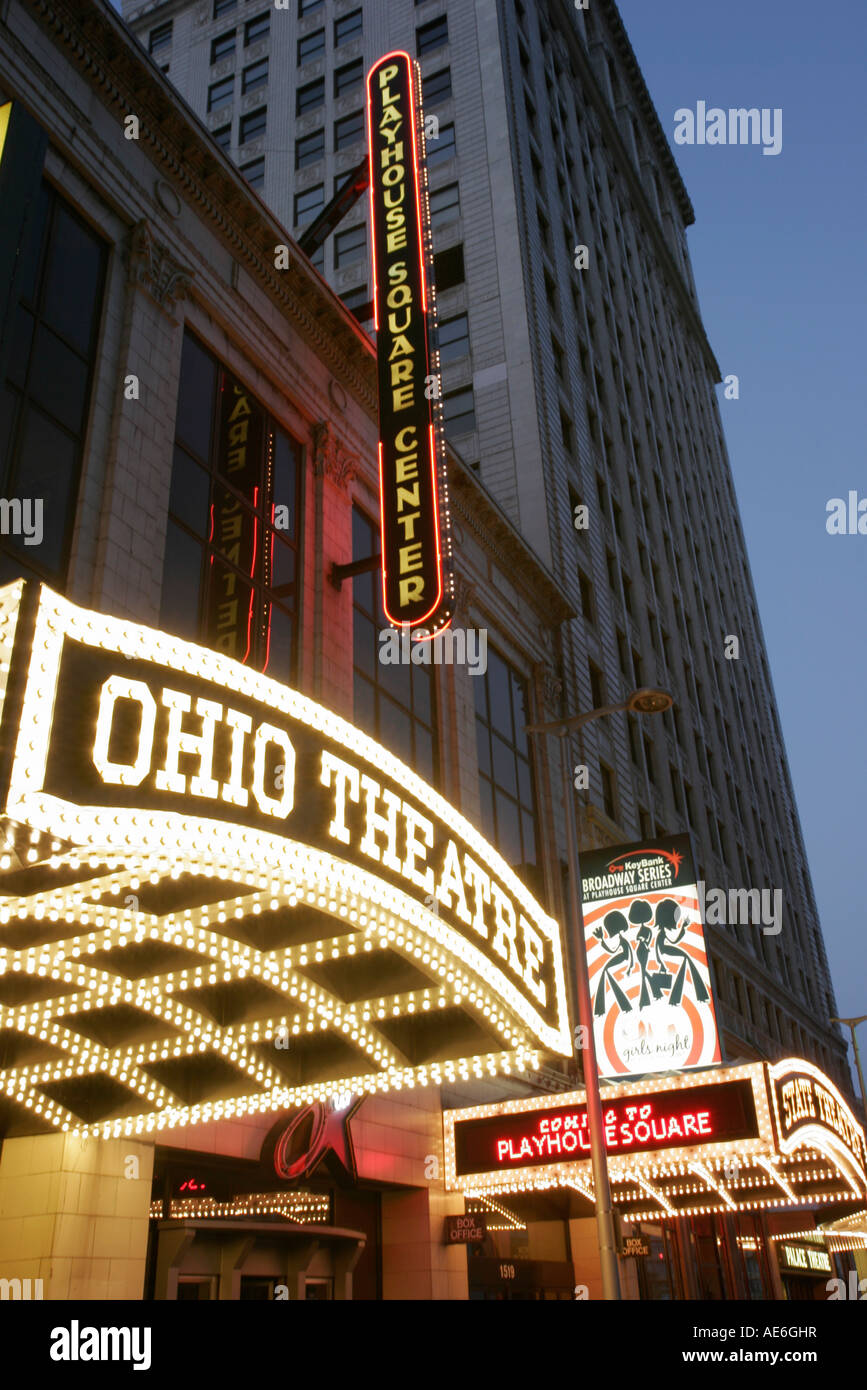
[367,51,453,635]
[451,1079,758,1178]
[581,834,721,1079]
[769,1058,867,1186]
[778,1243,832,1275]
[0,583,568,1137]
[445,1059,867,1218]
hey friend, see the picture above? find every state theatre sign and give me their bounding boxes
[0,582,569,1138]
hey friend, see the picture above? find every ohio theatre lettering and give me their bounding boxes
[1,584,569,1054]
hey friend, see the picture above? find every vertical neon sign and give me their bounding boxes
[366,52,453,635]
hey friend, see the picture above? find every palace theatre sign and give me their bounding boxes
[0,583,569,1137]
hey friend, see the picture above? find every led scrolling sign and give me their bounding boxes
[367,52,453,635]
[0,583,569,1135]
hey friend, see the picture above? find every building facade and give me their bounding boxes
[122,0,850,1097]
[0,0,863,1303]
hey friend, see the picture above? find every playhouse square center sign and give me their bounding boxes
[0,583,569,1058]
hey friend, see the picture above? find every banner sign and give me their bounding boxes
[580,835,721,1079]
[451,1078,757,1178]
[366,51,453,635]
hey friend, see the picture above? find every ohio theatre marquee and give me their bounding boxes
[0,582,570,1138]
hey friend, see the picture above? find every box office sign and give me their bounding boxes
[581,835,721,1079]
[366,51,453,635]
[444,1214,487,1244]
[0,583,569,1060]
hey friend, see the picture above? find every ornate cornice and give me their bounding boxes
[128,219,192,313]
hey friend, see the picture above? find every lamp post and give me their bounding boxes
[526,687,673,1302]
[829,1014,867,1135]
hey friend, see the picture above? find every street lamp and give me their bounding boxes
[829,1014,867,1135]
[526,687,674,1302]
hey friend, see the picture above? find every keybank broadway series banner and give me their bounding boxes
[581,834,722,1079]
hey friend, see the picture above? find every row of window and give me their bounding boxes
[208,60,268,110]
[210,102,267,146]
[297,9,362,63]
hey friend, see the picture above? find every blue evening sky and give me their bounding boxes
[108,0,866,1067]
[616,0,867,1053]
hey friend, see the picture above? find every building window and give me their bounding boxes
[334,8,362,46]
[560,410,573,454]
[475,649,539,879]
[433,242,464,290]
[334,110,364,150]
[417,15,449,55]
[299,0,323,13]
[297,77,325,115]
[213,0,236,17]
[429,181,460,228]
[298,29,325,65]
[340,284,371,319]
[422,68,452,105]
[578,569,595,623]
[334,57,364,97]
[239,107,266,144]
[210,30,236,64]
[334,223,366,268]
[588,660,604,709]
[294,184,324,225]
[208,77,234,112]
[0,183,107,587]
[242,58,268,94]
[149,20,173,54]
[245,12,270,46]
[296,127,325,166]
[443,387,475,437]
[437,312,469,363]
[352,506,437,782]
[427,122,455,166]
[600,764,617,821]
[241,157,265,189]
[162,331,301,681]
[213,124,232,151]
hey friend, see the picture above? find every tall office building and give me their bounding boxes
[124,0,848,1095]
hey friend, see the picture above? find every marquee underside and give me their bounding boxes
[0,827,543,1139]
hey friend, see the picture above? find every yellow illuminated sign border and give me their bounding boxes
[443,1059,867,1216]
[0,584,570,1138]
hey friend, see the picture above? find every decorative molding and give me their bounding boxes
[311,421,358,492]
[452,572,476,621]
[128,219,192,312]
[536,661,562,717]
